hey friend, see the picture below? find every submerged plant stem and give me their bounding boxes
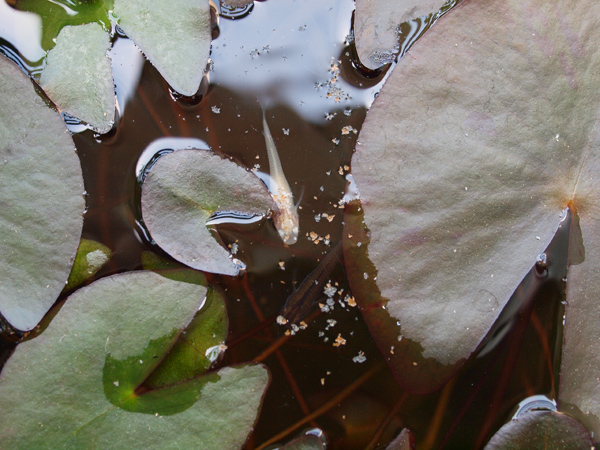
[254,363,384,450]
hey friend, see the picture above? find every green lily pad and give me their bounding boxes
[0,54,84,331]
[141,149,276,276]
[484,411,593,450]
[0,271,269,449]
[140,251,228,388]
[113,0,212,96]
[347,0,600,393]
[64,238,113,291]
[354,0,446,69]
[39,22,115,133]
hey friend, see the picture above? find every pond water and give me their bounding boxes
[0,0,568,448]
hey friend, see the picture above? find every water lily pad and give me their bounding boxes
[484,411,593,450]
[386,428,415,450]
[39,22,115,133]
[354,0,444,69]
[113,0,212,96]
[560,146,600,435]
[140,251,228,387]
[280,434,327,450]
[0,271,269,449]
[64,238,112,291]
[141,149,276,276]
[348,0,600,393]
[0,54,84,331]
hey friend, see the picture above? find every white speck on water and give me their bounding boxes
[283,128,290,135]
[113,381,119,387]
[211,106,220,113]
[363,272,369,279]
[353,351,366,363]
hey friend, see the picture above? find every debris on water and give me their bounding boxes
[333,334,346,347]
[211,105,221,113]
[278,260,285,270]
[228,242,239,255]
[353,351,366,363]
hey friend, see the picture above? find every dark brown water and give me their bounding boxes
[0,0,571,448]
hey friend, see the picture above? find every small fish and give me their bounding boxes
[262,108,299,245]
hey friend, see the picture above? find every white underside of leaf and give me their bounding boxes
[141,149,276,276]
[40,23,115,134]
[352,0,600,365]
[114,0,212,97]
[0,55,84,331]
[354,0,444,69]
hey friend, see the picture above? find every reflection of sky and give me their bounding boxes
[110,37,145,118]
[0,0,384,127]
[0,0,44,63]
[135,137,210,178]
[211,0,380,124]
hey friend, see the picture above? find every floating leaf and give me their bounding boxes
[354,0,445,69]
[280,434,327,450]
[0,271,269,449]
[140,251,228,387]
[39,22,115,133]
[113,0,212,96]
[385,428,415,450]
[0,54,84,331]
[64,238,112,291]
[560,146,600,434]
[347,0,600,393]
[484,411,593,450]
[141,149,276,276]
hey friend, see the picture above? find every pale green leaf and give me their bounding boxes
[113,0,212,96]
[141,149,276,276]
[0,54,84,331]
[354,0,445,69]
[0,271,269,449]
[40,23,115,133]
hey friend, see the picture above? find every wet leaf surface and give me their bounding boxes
[140,251,229,388]
[40,23,115,133]
[64,238,112,291]
[385,428,415,450]
[354,0,445,69]
[0,54,84,331]
[0,271,269,449]
[141,148,276,276]
[280,434,327,450]
[483,411,593,450]
[348,0,600,393]
[113,0,212,96]
[559,137,600,434]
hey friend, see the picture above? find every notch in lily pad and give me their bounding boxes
[141,149,276,276]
